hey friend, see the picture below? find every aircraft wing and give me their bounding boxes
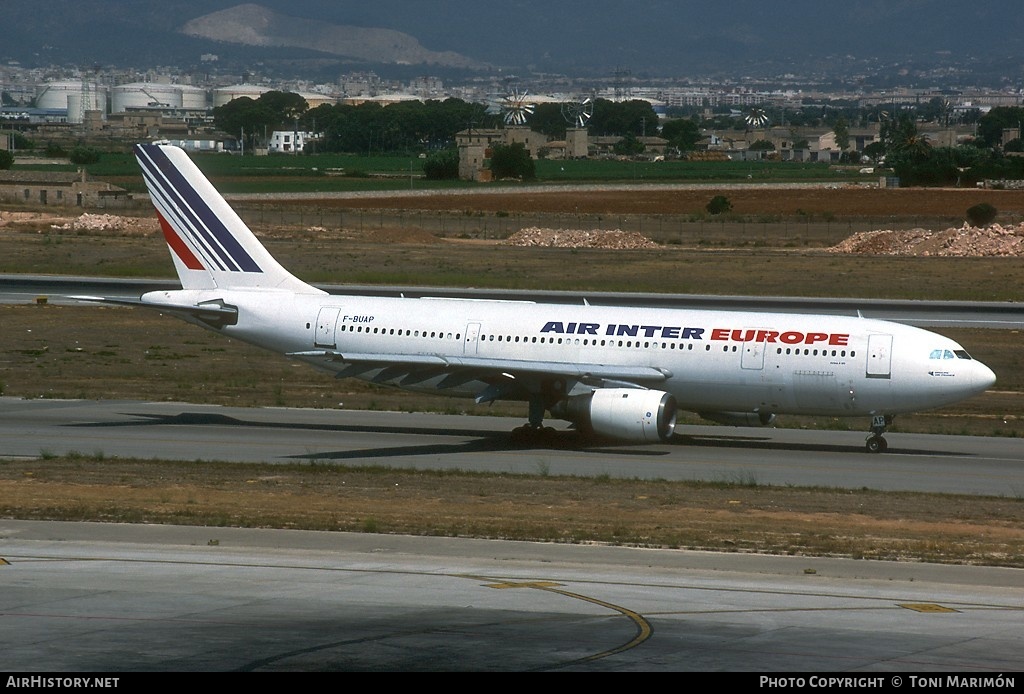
[289,350,671,399]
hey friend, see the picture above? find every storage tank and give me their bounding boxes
[299,92,336,109]
[66,92,108,123]
[179,85,209,110]
[35,80,102,110]
[111,82,184,113]
[213,84,272,107]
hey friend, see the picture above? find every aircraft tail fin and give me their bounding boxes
[134,143,321,293]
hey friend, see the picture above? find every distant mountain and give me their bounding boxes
[180,4,484,69]
[4,0,1024,82]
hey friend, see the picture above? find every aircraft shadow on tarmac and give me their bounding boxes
[70,410,672,459]
[674,432,958,457]
[65,409,964,460]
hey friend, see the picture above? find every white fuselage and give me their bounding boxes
[144,287,996,419]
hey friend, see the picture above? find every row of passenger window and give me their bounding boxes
[340,325,857,359]
[481,334,701,349]
[480,334,856,358]
[340,324,461,340]
[777,347,856,357]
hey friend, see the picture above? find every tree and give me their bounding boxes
[489,142,535,180]
[528,103,568,139]
[309,98,495,155]
[258,91,308,125]
[883,115,924,153]
[1002,138,1024,153]
[612,133,645,156]
[863,141,886,161]
[660,118,700,152]
[832,116,850,151]
[212,96,275,150]
[589,99,659,137]
[0,149,13,170]
[966,203,997,227]
[889,145,990,187]
[976,106,1024,147]
[69,146,101,165]
[422,148,459,180]
[706,195,732,215]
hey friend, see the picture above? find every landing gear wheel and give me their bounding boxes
[865,435,887,454]
[510,425,539,445]
[510,424,561,447]
[864,415,892,454]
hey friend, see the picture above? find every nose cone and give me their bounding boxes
[975,361,997,392]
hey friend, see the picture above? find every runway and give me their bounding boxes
[1,520,1021,672]
[1,397,1022,497]
[3,274,1024,329]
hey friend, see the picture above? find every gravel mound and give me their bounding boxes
[505,227,660,249]
[828,223,1024,256]
[49,213,158,235]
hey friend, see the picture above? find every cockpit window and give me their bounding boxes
[931,349,964,360]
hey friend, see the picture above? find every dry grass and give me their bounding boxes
[1,456,1021,567]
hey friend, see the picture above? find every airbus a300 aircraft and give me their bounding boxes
[79,143,997,453]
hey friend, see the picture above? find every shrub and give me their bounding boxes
[489,142,535,180]
[706,195,732,215]
[966,202,998,227]
[0,149,13,170]
[422,148,459,180]
[69,146,101,165]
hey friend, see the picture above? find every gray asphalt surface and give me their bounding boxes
[2,398,1023,496]
[1,520,1021,672]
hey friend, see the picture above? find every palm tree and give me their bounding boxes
[883,115,931,158]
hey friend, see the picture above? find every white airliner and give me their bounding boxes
[79,143,997,453]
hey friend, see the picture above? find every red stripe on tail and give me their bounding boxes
[158,212,205,270]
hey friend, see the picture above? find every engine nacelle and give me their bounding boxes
[553,388,677,443]
[698,411,776,427]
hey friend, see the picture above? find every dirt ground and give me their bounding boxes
[278,185,1024,220]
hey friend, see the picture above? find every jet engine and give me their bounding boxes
[698,411,776,427]
[553,388,677,443]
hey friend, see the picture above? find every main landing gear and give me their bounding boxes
[509,389,561,445]
[865,414,892,454]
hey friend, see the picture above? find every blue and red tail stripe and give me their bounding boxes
[156,212,205,270]
[134,144,262,274]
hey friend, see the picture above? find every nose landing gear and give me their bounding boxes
[865,415,892,453]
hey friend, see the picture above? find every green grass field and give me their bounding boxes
[15,151,872,193]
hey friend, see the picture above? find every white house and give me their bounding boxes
[268,130,314,153]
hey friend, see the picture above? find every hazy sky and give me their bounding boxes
[7,1,1024,78]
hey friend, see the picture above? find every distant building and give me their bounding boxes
[164,139,226,153]
[268,130,315,153]
[458,126,591,172]
[0,169,127,207]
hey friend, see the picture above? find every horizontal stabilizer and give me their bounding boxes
[71,295,238,328]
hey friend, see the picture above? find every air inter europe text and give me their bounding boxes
[539,322,850,346]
